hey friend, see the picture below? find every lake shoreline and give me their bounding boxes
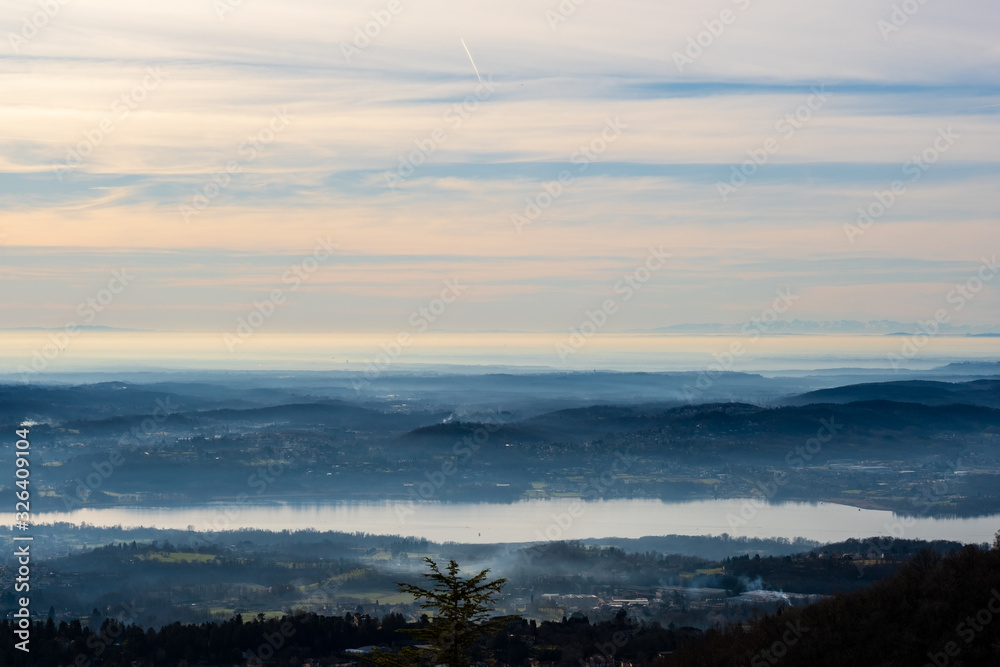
[12,497,1000,545]
[32,492,1000,520]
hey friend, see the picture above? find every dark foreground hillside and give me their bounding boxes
[662,541,1000,667]
[2,541,998,665]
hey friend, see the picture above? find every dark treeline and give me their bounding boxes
[0,523,435,561]
[721,537,968,595]
[3,543,1000,665]
[0,609,679,666]
[661,542,1000,666]
[0,528,836,630]
[1,611,409,666]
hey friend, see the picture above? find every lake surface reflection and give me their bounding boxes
[17,498,1000,545]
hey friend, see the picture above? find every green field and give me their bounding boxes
[137,552,218,564]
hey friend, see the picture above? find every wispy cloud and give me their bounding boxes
[0,0,997,334]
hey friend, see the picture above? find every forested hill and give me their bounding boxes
[4,542,999,665]
[662,541,1000,666]
[781,378,1000,408]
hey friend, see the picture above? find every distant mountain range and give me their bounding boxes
[645,319,1000,335]
[3,321,997,336]
[397,393,1000,460]
[5,374,1000,514]
[780,379,1000,409]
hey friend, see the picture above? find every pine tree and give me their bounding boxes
[369,557,513,667]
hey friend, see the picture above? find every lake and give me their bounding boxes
[15,498,1000,545]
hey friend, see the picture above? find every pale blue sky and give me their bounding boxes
[0,0,998,335]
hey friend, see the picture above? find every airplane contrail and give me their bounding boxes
[460,38,483,84]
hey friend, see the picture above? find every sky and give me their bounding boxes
[1,0,999,338]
